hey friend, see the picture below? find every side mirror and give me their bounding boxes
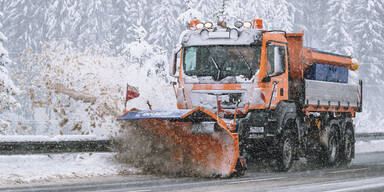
[169,47,181,77]
[261,76,271,83]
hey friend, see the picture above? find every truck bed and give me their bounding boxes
[304,80,361,111]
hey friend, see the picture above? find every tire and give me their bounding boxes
[339,129,353,165]
[276,133,295,171]
[325,131,338,166]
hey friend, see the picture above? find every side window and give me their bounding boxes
[267,44,286,76]
[184,47,197,72]
[267,46,275,75]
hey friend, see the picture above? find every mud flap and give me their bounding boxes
[118,107,240,177]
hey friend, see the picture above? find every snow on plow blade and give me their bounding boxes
[118,107,240,177]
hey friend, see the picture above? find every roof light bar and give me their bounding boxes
[190,20,200,29]
[253,19,263,29]
[234,21,243,28]
[243,21,252,29]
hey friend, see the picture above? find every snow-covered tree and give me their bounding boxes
[352,0,384,65]
[291,0,328,48]
[178,0,204,25]
[199,0,220,22]
[323,0,354,55]
[1,0,47,51]
[350,0,384,130]
[225,0,294,31]
[110,0,138,52]
[43,0,83,43]
[148,0,184,50]
[0,11,19,128]
[75,0,113,48]
[272,0,294,31]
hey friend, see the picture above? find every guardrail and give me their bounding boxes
[0,133,382,155]
[0,139,111,155]
[355,132,384,141]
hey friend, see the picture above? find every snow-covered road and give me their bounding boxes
[2,151,384,192]
[0,139,384,187]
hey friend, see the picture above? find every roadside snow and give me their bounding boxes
[0,135,107,142]
[355,140,384,154]
[0,153,139,185]
[0,140,382,185]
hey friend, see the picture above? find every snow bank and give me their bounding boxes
[0,135,105,142]
[355,140,384,154]
[0,152,139,185]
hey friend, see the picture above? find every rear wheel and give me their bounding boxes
[339,129,353,165]
[325,131,338,166]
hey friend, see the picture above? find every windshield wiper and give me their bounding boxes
[236,50,253,79]
[210,57,222,80]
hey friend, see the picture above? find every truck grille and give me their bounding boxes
[190,90,247,110]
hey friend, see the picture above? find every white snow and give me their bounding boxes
[0,152,139,185]
[355,140,384,154]
[0,135,106,142]
[0,140,382,185]
[0,10,20,129]
[4,40,176,136]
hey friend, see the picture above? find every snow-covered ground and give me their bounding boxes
[0,135,107,142]
[355,140,384,154]
[0,140,383,185]
[0,152,139,185]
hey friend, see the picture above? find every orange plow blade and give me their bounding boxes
[118,107,240,177]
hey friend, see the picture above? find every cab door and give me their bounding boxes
[261,41,289,109]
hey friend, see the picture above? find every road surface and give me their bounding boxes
[2,151,384,192]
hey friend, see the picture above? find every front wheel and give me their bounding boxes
[276,133,295,171]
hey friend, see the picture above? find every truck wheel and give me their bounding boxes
[340,129,353,165]
[326,131,338,166]
[276,133,294,171]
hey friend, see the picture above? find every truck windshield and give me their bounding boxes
[183,45,261,80]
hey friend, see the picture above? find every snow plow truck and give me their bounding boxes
[119,19,362,177]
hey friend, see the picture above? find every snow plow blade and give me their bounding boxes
[118,107,240,177]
